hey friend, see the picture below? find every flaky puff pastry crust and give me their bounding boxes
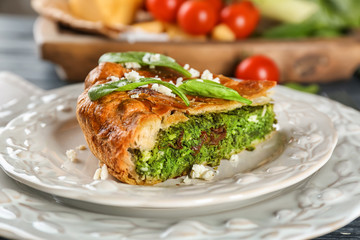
[76,62,276,185]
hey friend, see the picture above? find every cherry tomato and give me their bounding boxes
[177,0,217,35]
[235,55,280,82]
[146,0,186,22]
[207,0,223,22]
[221,1,259,39]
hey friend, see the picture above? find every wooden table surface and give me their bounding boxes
[1,14,360,240]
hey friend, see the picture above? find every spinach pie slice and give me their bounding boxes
[76,52,277,185]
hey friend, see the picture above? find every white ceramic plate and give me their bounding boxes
[0,74,359,239]
[0,80,337,213]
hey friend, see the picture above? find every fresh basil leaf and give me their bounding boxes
[99,52,192,78]
[178,79,252,105]
[284,83,320,94]
[201,79,223,85]
[88,78,190,106]
[88,80,128,101]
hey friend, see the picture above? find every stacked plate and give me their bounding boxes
[0,73,360,240]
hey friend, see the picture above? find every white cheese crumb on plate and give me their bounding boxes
[76,145,87,150]
[183,176,192,185]
[66,149,77,162]
[190,164,217,181]
[93,164,109,180]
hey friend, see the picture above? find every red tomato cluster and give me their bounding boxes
[145,0,259,38]
[145,0,280,82]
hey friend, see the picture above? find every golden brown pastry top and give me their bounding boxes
[84,62,276,107]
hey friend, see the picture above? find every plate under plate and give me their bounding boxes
[0,78,359,239]
[0,85,337,212]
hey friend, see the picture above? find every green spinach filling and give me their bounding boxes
[135,104,276,181]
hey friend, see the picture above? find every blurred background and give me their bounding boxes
[0,0,67,89]
[0,1,360,239]
[0,0,36,15]
[1,0,359,108]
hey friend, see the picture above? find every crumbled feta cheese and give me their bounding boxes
[76,145,87,150]
[189,68,200,78]
[66,149,77,162]
[183,176,192,185]
[176,77,183,87]
[199,69,221,83]
[230,154,240,162]
[130,93,139,99]
[93,168,102,180]
[261,105,267,117]
[190,164,216,181]
[201,69,213,80]
[150,53,161,62]
[169,80,175,85]
[151,84,176,98]
[248,115,259,123]
[107,76,120,82]
[213,77,221,83]
[202,170,216,181]
[124,70,143,82]
[124,62,141,69]
[142,53,151,63]
[143,53,161,64]
[100,164,109,180]
[229,154,240,167]
[183,64,190,70]
[93,165,109,180]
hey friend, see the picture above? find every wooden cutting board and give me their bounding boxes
[34,17,360,83]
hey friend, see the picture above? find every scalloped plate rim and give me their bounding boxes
[0,85,338,209]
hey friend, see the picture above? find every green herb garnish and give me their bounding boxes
[178,79,252,105]
[99,52,192,78]
[88,78,252,106]
[284,82,320,94]
[91,52,252,105]
[88,78,190,106]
